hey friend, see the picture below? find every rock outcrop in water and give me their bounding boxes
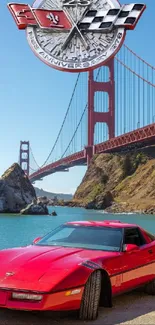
[67,147,155,214]
[0,163,36,213]
[20,200,49,215]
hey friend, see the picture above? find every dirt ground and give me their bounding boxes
[0,291,155,325]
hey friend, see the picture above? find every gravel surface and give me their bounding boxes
[0,291,155,325]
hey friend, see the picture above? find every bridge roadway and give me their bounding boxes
[29,123,155,183]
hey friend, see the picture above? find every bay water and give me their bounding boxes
[0,206,155,250]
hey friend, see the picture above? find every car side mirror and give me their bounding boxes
[33,237,42,244]
[123,244,139,252]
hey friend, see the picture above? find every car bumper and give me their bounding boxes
[0,287,84,311]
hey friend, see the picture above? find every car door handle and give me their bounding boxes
[148,249,153,254]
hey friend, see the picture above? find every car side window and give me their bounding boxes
[124,227,146,246]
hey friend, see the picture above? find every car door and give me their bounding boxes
[121,227,155,292]
[141,230,155,281]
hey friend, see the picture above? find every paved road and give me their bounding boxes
[0,291,155,325]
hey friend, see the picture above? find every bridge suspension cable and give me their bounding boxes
[29,146,42,172]
[61,68,102,158]
[30,146,40,169]
[40,73,81,168]
[29,44,155,176]
[28,73,83,172]
[124,44,155,71]
[114,45,155,137]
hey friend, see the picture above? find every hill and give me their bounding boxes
[34,187,72,201]
[72,147,155,214]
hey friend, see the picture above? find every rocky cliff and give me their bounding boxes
[0,163,36,213]
[73,147,155,214]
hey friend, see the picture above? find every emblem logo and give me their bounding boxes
[5,272,15,277]
[8,1,146,72]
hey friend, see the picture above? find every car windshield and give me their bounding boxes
[35,225,123,252]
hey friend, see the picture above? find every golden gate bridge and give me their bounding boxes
[18,44,155,183]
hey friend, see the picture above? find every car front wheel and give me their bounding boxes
[79,270,101,320]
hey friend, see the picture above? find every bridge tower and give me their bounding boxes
[86,58,115,164]
[19,141,30,176]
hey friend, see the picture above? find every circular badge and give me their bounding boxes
[26,0,125,72]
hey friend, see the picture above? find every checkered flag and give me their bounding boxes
[78,4,146,31]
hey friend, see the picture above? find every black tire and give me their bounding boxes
[145,279,155,295]
[79,270,101,321]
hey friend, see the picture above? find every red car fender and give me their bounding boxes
[51,260,111,296]
[51,264,94,293]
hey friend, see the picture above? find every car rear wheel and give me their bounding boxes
[79,270,101,320]
[145,279,155,295]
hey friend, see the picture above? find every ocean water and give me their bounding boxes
[0,206,155,250]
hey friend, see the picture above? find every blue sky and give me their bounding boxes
[0,0,154,194]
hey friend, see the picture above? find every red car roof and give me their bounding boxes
[66,220,137,228]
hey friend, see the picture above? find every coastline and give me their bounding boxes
[57,149,155,216]
[51,200,155,215]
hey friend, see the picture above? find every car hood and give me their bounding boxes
[0,245,118,292]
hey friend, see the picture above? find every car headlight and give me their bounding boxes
[12,292,42,301]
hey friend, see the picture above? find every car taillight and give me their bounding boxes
[12,292,42,301]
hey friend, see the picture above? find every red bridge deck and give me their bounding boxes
[29,123,155,183]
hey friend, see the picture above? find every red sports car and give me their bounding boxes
[0,220,155,320]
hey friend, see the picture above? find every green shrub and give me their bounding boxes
[122,154,133,178]
[133,153,147,169]
[122,152,147,179]
[101,173,109,184]
[87,184,103,202]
